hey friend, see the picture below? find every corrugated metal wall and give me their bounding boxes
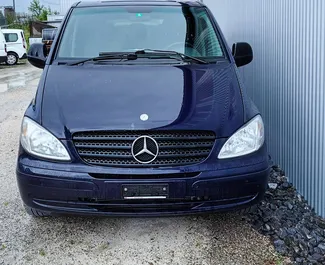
[60,0,98,14]
[60,0,76,14]
[206,0,325,216]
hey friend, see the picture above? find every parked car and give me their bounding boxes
[2,29,27,65]
[19,0,269,217]
[0,29,7,64]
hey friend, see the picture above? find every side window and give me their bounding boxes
[4,33,18,43]
[194,9,222,57]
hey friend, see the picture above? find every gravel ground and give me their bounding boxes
[0,63,280,265]
[244,167,325,265]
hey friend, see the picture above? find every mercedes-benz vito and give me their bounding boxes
[17,0,269,217]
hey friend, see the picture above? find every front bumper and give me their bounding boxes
[17,162,269,217]
[20,53,27,59]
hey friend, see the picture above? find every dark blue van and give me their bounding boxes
[17,0,269,217]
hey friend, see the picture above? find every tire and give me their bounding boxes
[24,205,51,217]
[6,53,18,65]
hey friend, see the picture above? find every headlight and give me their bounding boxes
[20,117,70,161]
[218,115,264,159]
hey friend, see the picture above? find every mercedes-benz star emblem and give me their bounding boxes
[140,114,149,121]
[131,136,159,164]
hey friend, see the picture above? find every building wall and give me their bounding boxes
[47,15,64,21]
[60,0,97,14]
[205,0,325,216]
[60,0,75,15]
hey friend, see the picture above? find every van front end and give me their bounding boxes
[17,127,269,216]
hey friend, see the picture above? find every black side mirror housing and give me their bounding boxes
[27,43,47,69]
[232,42,253,67]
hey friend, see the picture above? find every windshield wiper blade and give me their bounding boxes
[135,49,209,64]
[67,53,138,66]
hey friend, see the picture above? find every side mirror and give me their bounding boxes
[27,43,47,69]
[232,42,253,67]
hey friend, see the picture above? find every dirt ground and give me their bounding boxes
[0,62,280,265]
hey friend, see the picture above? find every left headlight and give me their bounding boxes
[20,117,71,161]
[218,115,265,159]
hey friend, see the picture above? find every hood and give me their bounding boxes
[42,62,244,139]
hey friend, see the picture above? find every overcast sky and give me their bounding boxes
[0,0,60,13]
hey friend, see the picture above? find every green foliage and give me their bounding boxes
[4,14,31,48]
[5,13,16,26]
[39,248,46,256]
[28,0,57,21]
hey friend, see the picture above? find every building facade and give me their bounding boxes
[60,0,75,15]
[206,0,325,217]
[60,0,97,14]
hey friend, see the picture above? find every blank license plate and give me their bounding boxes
[122,184,169,199]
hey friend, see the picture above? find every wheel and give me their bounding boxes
[24,204,51,217]
[6,53,18,65]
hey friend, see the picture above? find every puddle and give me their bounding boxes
[0,70,41,93]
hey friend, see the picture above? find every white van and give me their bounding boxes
[2,29,27,65]
[0,29,7,64]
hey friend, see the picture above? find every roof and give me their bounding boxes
[75,0,205,8]
[1,29,23,33]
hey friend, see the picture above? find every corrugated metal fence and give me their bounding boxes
[206,0,325,216]
[60,0,76,14]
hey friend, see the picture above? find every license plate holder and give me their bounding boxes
[122,184,169,199]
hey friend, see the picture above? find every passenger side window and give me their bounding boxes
[193,9,222,57]
[4,33,18,43]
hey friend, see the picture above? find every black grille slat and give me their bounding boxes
[74,132,215,140]
[78,149,211,159]
[74,136,138,141]
[74,136,215,141]
[83,157,205,167]
[74,141,132,149]
[158,141,214,149]
[73,130,215,167]
[75,141,214,149]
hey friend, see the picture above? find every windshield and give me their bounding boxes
[57,6,224,60]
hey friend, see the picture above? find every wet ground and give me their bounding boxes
[0,63,280,265]
[0,62,41,93]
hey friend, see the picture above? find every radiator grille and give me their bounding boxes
[73,131,216,167]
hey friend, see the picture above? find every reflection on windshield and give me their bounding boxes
[58,6,223,59]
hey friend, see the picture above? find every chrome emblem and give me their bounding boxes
[140,114,149,121]
[131,136,159,164]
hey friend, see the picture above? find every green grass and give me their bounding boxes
[39,249,46,256]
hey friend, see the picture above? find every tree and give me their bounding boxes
[28,0,44,18]
[28,0,58,21]
[5,12,16,26]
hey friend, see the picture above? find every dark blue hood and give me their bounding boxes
[41,62,244,139]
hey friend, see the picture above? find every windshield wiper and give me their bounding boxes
[134,49,209,64]
[67,53,138,66]
[67,50,209,66]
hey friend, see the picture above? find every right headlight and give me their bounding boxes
[218,115,265,159]
[20,117,71,161]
